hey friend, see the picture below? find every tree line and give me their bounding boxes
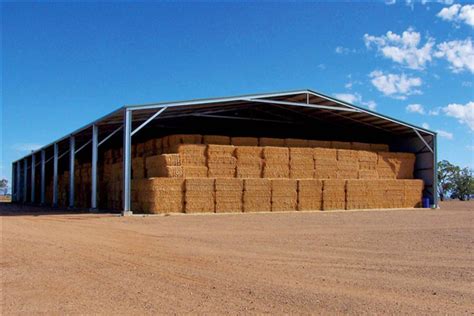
[437,160,473,201]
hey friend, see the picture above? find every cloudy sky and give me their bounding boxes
[1,1,473,186]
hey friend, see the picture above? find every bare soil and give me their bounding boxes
[1,201,473,314]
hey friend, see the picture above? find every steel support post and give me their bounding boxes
[40,150,46,205]
[122,109,132,216]
[69,136,75,209]
[31,154,35,203]
[53,143,58,207]
[91,125,98,210]
[23,158,28,203]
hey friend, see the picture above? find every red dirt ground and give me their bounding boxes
[1,201,473,314]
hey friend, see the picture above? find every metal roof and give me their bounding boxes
[12,89,435,163]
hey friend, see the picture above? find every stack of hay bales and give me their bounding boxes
[207,145,236,178]
[358,151,379,179]
[377,152,415,179]
[174,144,208,177]
[243,179,271,212]
[313,148,337,179]
[203,135,230,145]
[337,149,359,179]
[297,179,323,211]
[167,134,202,151]
[271,179,297,211]
[108,162,122,209]
[146,154,182,178]
[404,179,423,207]
[184,178,215,213]
[235,146,262,178]
[322,179,346,210]
[134,178,184,213]
[132,157,145,179]
[136,143,145,157]
[259,137,285,147]
[285,138,309,147]
[262,147,290,178]
[231,137,259,146]
[289,148,314,179]
[215,178,243,213]
[383,180,405,208]
[346,180,368,209]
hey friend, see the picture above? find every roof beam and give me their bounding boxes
[243,98,360,112]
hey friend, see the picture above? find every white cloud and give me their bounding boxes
[434,38,474,74]
[462,81,473,87]
[335,46,355,55]
[333,92,377,110]
[442,101,474,131]
[437,4,474,27]
[317,64,326,70]
[428,107,441,116]
[422,122,430,129]
[388,0,454,5]
[406,103,425,114]
[436,129,454,139]
[12,143,42,153]
[369,70,422,99]
[364,28,434,70]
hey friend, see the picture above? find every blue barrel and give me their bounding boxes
[422,198,430,208]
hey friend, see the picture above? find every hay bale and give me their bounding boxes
[203,135,230,145]
[236,166,262,178]
[184,178,215,213]
[231,137,259,146]
[215,178,243,213]
[171,144,207,166]
[346,180,369,209]
[377,152,415,179]
[182,166,208,178]
[322,180,346,210]
[167,134,202,147]
[285,138,309,147]
[404,179,423,208]
[290,147,314,179]
[331,141,351,149]
[132,157,145,179]
[137,178,184,213]
[314,148,338,179]
[358,169,379,179]
[259,137,285,147]
[271,179,297,211]
[243,179,271,212]
[297,179,323,211]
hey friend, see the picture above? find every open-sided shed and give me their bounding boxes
[11,89,437,214]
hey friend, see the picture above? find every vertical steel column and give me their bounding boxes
[40,150,46,205]
[91,125,98,210]
[31,154,36,203]
[11,162,16,202]
[122,109,132,215]
[53,143,58,207]
[16,160,21,202]
[69,136,75,209]
[23,158,28,203]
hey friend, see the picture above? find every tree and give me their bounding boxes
[437,160,458,201]
[451,168,474,201]
[0,179,7,196]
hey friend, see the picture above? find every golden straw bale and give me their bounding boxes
[167,134,202,147]
[358,169,379,179]
[203,135,231,145]
[236,166,262,178]
[285,138,309,147]
[313,148,337,161]
[182,166,208,178]
[215,178,243,191]
[297,179,323,211]
[231,137,259,146]
[259,137,285,147]
[322,180,346,210]
[132,158,145,179]
[207,144,235,156]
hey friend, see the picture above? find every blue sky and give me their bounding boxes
[1,1,473,188]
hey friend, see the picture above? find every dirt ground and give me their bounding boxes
[1,201,473,314]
